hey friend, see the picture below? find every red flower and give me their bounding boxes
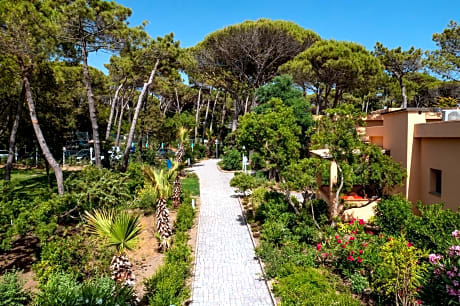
[359,219,365,225]
[388,237,392,241]
[335,235,340,239]
[359,250,363,255]
[351,251,355,255]
[407,242,413,247]
[323,253,328,258]
[342,244,346,249]
[329,253,331,256]
[389,244,392,247]
[357,257,363,263]
[365,230,374,235]
[417,300,421,305]
[337,239,342,243]
[349,237,355,241]
[317,243,322,251]
[362,243,368,247]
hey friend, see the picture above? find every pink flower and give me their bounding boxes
[452,230,459,238]
[407,242,413,247]
[337,239,342,243]
[349,237,355,241]
[317,243,322,251]
[429,253,442,264]
[347,255,354,261]
[335,235,340,239]
[359,249,363,255]
[357,257,363,263]
[359,219,365,225]
[417,300,421,305]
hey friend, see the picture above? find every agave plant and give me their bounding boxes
[172,127,189,208]
[84,209,142,287]
[143,165,177,251]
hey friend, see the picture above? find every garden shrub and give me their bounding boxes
[134,185,157,210]
[348,271,369,294]
[174,202,195,233]
[273,266,360,306]
[33,233,111,285]
[0,271,30,306]
[230,173,256,195]
[421,229,460,305]
[144,262,190,306]
[256,240,316,278]
[406,203,460,253]
[221,148,241,170]
[34,272,133,306]
[255,191,290,222]
[374,195,412,236]
[373,236,427,305]
[261,218,291,245]
[250,151,265,170]
[65,167,132,211]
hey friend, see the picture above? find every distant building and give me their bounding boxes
[364,108,460,210]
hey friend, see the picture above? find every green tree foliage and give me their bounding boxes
[374,42,423,108]
[255,75,313,154]
[281,40,382,112]
[427,20,459,81]
[236,99,301,179]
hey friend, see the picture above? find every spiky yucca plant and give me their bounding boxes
[172,127,189,208]
[143,166,177,251]
[84,209,142,287]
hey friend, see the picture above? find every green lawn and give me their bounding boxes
[181,176,200,197]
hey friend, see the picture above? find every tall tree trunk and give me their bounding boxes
[209,91,219,132]
[174,87,181,113]
[231,97,240,132]
[244,95,249,114]
[121,59,159,172]
[221,91,227,127]
[81,45,102,167]
[21,65,64,194]
[202,96,211,142]
[332,162,344,226]
[5,88,23,181]
[400,78,407,108]
[332,88,340,108]
[115,97,125,147]
[105,80,125,140]
[194,87,202,144]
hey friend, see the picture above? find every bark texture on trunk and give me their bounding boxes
[106,80,125,140]
[22,66,64,194]
[81,46,102,167]
[5,88,23,180]
[156,198,172,251]
[194,87,202,144]
[400,78,408,108]
[121,60,159,172]
[332,162,344,226]
[209,91,219,132]
[202,97,210,142]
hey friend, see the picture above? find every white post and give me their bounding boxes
[90,147,93,165]
[62,147,66,166]
[215,139,219,158]
[35,146,38,167]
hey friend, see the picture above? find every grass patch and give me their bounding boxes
[181,175,199,197]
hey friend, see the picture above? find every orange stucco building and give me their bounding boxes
[364,108,460,210]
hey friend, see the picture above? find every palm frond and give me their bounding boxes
[178,126,189,144]
[84,209,142,254]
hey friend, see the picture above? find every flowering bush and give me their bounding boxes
[317,219,427,305]
[424,230,460,305]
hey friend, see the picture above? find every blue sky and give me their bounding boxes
[89,0,459,73]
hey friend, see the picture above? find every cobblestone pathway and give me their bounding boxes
[191,159,274,306]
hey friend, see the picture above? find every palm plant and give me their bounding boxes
[143,165,177,251]
[84,209,142,287]
[172,127,189,208]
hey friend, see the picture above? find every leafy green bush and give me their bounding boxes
[34,272,133,306]
[133,185,157,210]
[250,152,265,170]
[273,267,360,306]
[221,148,241,170]
[0,271,30,306]
[174,202,195,233]
[406,203,460,253]
[65,167,133,211]
[375,195,412,236]
[230,173,256,195]
[144,262,190,306]
[256,240,315,278]
[33,233,110,285]
[348,271,369,294]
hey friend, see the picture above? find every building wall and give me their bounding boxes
[413,138,460,210]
